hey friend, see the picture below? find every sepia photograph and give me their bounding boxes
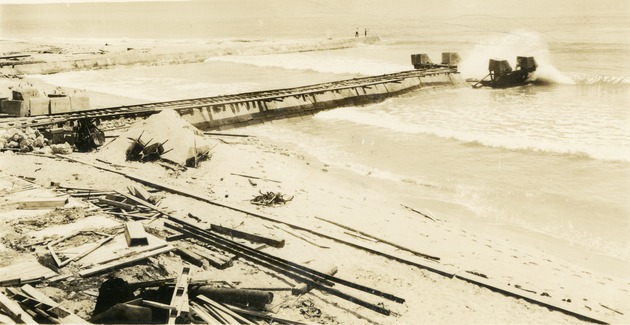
[0,0,628,324]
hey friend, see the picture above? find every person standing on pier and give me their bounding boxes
[364,28,368,37]
[355,28,359,38]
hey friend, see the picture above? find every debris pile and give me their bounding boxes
[125,131,170,163]
[0,173,408,324]
[250,191,294,206]
[0,127,47,152]
[100,109,214,168]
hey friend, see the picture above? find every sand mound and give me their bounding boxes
[98,109,212,166]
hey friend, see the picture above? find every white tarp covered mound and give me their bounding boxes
[99,109,212,166]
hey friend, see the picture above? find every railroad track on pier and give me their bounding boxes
[0,67,457,131]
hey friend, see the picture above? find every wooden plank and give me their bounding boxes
[97,198,135,211]
[0,261,58,286]
[189,303,222,325]
[189,246,235,270]
[17,197,68,209]
[78,245,173,277]
[167,266,191,325]
[197,295,255,325]
[124,221,149,246]
[172,243,206,268]
[0,290,38,324]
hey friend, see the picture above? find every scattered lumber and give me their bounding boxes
[98,197,135,211]
[173,243,206,268]
[49,232,116,267]
[78,245,174,277]
[165,221,402,316]
[189,246,235,270]
[10,285,88,324]
[45,155,609,323]
[0,290,38,325]
[195,295,256,324]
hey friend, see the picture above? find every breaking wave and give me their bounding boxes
[458,30,574,84]
[315,106,630,163]
[570,73,630,85]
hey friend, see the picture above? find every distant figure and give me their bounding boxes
[364,28,367,37]
[355,29,359,38]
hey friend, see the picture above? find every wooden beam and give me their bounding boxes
[17,197,68,209]
[167,266,191,325]
[78,245,173,277]
[97,198,135,211]
[124,221,149,246]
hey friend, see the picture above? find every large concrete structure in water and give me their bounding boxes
[0,53,468,131]
[178,67,468,131]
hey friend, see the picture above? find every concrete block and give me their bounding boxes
[12,88,40,101]
[50,96,72,114]
[0,100,28,117]
[70,96,90,112]
[29,97,50,116]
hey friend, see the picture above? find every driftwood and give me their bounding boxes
[204,132,252,138]
[231,173,280,183]
[250,191,293,206]
[401,204,437,222]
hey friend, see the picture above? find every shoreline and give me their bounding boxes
[1,38,629,324]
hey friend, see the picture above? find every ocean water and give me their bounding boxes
[1,1,629,266]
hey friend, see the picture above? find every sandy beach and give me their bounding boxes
[1,38,629,324]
